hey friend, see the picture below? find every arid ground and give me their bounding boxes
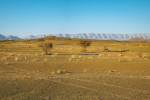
[0,36,150,100]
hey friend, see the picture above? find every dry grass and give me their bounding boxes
[0,37,150,99]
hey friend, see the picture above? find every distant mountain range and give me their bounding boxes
[0,34,21,40]
[22,33,150,40]
[0,33,150,40]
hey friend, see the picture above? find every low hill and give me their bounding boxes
[129,38,150,42]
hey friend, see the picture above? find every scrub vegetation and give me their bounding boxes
[0,36,150,100]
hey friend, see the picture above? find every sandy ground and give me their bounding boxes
[0,38,150,100]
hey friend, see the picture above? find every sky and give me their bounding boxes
[0,0,150,37]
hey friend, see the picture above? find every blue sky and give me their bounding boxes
[0,0,150,37]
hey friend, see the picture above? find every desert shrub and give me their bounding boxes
[39,43,53,55]
[57,69,63,74]
[104,46,109,52]
[0,40,6,42]
[44,36,56,40]
[37,38,45,42]
[78,39,92,52]
[137,52,142,57]
[121,49,125,52]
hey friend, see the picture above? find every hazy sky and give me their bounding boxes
[0,0,150,37]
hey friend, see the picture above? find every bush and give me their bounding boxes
[37,38,45,42]
[39,43,53,55]
[78,39,92,52]
[137,52,142,57]
[104,46,109,52]
[44,36,56,40]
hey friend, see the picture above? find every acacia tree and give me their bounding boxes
[39,43,53,55]
[78,39,92,52]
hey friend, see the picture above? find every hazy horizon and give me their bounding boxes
[0,0,150,37]
[1,33,150,38]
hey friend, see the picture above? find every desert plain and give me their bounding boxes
[0,36,150,100]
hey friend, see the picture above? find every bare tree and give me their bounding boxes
[78,39,92,52]
[39,43,53,55]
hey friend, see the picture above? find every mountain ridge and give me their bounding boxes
[1,33,150,40]
[0,34,21,40]
[22,33,150,40]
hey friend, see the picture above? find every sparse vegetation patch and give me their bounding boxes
[78,39,92,52]
[39,43,53,55]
